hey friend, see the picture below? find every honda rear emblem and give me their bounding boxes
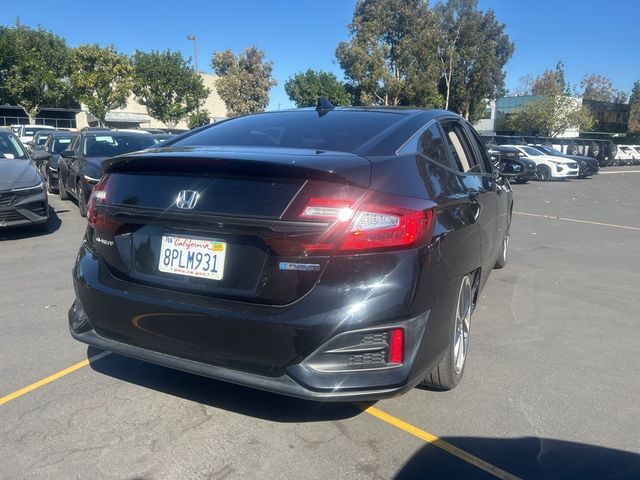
[176,190,200,209]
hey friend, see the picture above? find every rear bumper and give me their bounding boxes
[70,309,421,401]
[70,242,441,401]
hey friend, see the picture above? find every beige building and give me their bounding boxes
[76,72,227,130]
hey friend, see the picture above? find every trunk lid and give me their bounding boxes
[91,147,372,305]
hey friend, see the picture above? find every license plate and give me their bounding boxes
[158,235,226,280]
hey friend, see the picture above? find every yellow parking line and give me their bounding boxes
[0,351,110,406]
[2,353,520,479]
[360,404,521,480]
[514,211,640,231]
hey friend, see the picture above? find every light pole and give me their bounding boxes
[186,35,198,73]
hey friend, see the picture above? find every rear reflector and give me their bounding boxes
[389,328,404,364]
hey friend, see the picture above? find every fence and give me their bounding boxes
[0,116,77,129]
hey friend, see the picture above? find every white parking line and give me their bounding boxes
[598,170,640,174]
[514,211,640,231]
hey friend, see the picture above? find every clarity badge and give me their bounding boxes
[279,262,321,272]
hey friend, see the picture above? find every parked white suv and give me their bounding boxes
[16,124,55,146]
[615,145,640,165]
[504,145,579,181]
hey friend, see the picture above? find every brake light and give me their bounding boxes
[87,174,121,235]
[272,186,436,256]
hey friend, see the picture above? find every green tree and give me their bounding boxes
[438,0,514,120]
[580,74,627,103]
[211,46,276,116]
[531,61,567,96]
[187,109,211,129]
[0,23,71,123]
[284,69,350,107]
[628,81,640,133]
[70,44,133,126]
[336,0,442,107]
[505,96,594,136]
[131,50,209,128]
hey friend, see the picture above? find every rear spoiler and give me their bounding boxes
[102,146,373,188]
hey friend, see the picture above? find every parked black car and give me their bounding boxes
[0,130,48,229]
[31,131,79,193]
[58,131,156,216]
[69,105,513,401]
[488,145,537,183]
[529,145,599,178]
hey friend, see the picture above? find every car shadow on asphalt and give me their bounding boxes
[0,204,62,240]
[395,436,640,480]
[87,346,368,423]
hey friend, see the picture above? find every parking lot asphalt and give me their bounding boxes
[1,170,639,480]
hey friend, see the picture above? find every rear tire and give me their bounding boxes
[77,180,87,217]
[567,142,579,156]
[494,230,510,269]
[537,164,552,181]
[59,176,69,200]
[420,274,473,391]
[46,172,56,193]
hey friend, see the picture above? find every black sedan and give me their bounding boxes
[58,130,156,216]
[69,104,513,401]
[31,131,78,193]
[0,130,48,229]
[530,145,599,178]
[488,145,537,183]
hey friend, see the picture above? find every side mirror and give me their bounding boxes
[31,150,51,161]
[60,149,75,159]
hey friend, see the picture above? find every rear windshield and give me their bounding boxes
[175,111,405,152]
[52,137,75,154]
[35,135,49,145]
[24,127,50,136]
[83,134,156,158]
[0,133,27,159]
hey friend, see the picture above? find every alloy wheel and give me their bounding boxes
[453,275,472,374]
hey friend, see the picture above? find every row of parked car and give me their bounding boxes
[614,145,640,165]
[0,126,175,228]
[487,143,600,183]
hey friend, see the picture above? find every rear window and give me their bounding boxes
[84,134,156,158]
[175,111,405,152]
[52,137,75,154]
[24,127,50,136]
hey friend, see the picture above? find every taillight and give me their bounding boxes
[87,174,121,235]
[272,183,436,256]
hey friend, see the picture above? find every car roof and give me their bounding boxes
[82,130,154,138]
[489,145,520,151]
[48,131,78,137]
[274,106,447,117]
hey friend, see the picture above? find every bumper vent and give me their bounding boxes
[349,351,386,366]
[302,328,401,372]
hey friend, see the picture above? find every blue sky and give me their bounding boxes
[2,0,639,110]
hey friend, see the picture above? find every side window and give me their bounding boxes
[68,136,79,154]
[440,121,480,174]
[418,124,451,168]
[465,124,494,174]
